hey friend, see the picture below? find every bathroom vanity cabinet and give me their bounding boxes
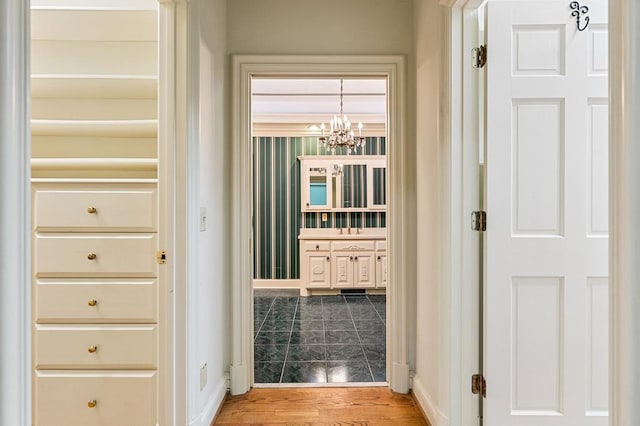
[331,240,376,289]
[299,229,386,295]
[297,155,387,296]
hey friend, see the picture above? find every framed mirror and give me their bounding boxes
[300,156,385,212]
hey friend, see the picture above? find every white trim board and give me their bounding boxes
[253,279,301,289]
[231,54,408,395]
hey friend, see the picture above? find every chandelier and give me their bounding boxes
[319,79,365,153]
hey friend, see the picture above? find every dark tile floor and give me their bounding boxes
[253,290,386,384]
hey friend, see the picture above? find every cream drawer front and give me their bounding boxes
[36,325,157,369]
[35,234,157,277]
[34,188,157,232]
[35,371,157,426]
[332,240,375,251]
[376,240,387,251]
[302,240,331,252]
[35,280,157,323]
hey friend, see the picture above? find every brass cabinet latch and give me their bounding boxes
[157,250,167,264]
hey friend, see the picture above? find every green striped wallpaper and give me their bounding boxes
[253,136,386,280]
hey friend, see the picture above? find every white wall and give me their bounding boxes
[194,0,229,424]
[412,0,449,425]
[227,0,414,55]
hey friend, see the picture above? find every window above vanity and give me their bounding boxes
[299,155,386,212]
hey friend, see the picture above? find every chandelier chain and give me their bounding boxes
[318,79,365,154]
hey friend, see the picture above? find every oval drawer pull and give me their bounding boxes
[326,256,330,261]
[377,256,381,261]
[87,253,97,260]
[87,206,97,214]
[88,345,98,353]
[87,400,97,408]
[88,299,97,307]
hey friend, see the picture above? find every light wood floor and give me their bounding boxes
[213,387,430,425]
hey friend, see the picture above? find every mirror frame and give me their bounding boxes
[299,155,386,212]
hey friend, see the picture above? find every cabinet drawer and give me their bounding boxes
[35,370,157,426]
[34,187,157,232]
[35,280,157,323]
[35,325,157,369]
[35,234,157,277]
[376,240,387,251]
[332,240,375,251]
[302,241,331,252]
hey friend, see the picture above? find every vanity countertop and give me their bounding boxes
[298,228,386,240]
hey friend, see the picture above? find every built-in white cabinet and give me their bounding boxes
[299,155,386,212]
[300,241,331,289]
[299,231,386,294]
[32,181,159,425]
[375,241,387,288]
[331,241,375,289]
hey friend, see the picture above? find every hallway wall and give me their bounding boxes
[227,0,414,55]
[196,0,230,424]
[413,0,448,425]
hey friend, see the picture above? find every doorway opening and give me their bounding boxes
[250,77,389,386]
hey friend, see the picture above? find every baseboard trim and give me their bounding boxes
[253,279,300,289]
[412,375,438,426]
[201,377,228,426]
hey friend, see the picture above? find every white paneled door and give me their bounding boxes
[485,1,608,425]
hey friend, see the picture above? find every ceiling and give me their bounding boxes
[251,78,387,135]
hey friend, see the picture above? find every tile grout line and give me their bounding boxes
[254,295,278,342]
[345,296,376,382]
[366,294,386,382]
[278,295,300,384]
[321,295,328,383]
[368,294,386,325]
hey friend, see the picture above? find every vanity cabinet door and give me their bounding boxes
[353,251,375,288]
[331,253,354,288]
[376,252,387,288]
[301,164,331,211]
[331,250,375,288]
[305,253,331,288]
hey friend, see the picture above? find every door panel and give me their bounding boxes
[485,1,608,424]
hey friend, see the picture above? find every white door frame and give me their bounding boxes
[230,55,409,394]
[0,0,31,424]
[438,1,485,424]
